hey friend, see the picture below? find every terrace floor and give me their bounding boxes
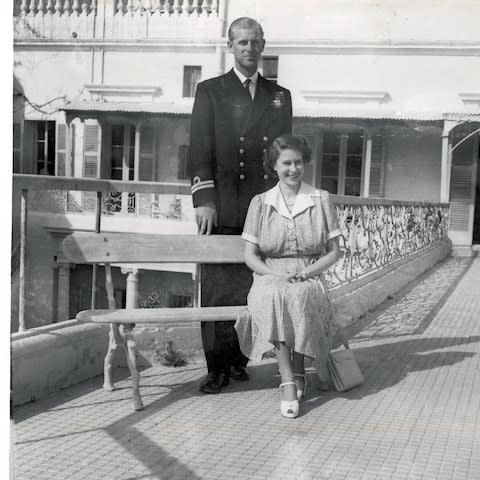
[12,254,480,480]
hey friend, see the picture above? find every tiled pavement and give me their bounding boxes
[12,255,480,480]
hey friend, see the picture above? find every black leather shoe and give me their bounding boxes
[199,372,229,394]
[229,365,249,381]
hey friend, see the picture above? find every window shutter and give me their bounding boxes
[13,123,22,173]
[449,133,476,236]
[369,134,385,197]
[82,120,101,211]
[292,125,317,186]
[83,120,101,178]
[55,122,67,176]
[139,125,154,181]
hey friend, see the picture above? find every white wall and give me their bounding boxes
[226,0,480,43]
[280,54,480,117]
[14,50,92,112]
[103,51,219,100]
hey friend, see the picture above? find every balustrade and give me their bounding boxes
[15,0,218,16]
[114,0,218,16]
[16,0,95,16]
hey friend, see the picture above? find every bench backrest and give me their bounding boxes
[60,232,245,264]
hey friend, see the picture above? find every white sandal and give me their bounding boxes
[279,382,299,418]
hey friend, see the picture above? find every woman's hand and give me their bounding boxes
[288,272,309,283]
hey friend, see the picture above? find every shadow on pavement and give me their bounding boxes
[300,335,479,415]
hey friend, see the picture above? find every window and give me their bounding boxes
[177,145,190,180]
[262,56,278,83]
[111,125,135,181]
[320,132,364,196]
[35,121,56,175]
[183,66,202,97]
[109,125,136,212]
[169,294,192,308]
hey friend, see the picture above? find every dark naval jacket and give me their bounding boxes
[190,68,292,231]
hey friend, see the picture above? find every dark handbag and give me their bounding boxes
[327,340,364,392]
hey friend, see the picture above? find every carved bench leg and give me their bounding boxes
[103,324,121,391]
[104,264,144,411]
[122,325,144,412]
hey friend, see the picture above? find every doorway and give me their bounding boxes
[473,134,480,244]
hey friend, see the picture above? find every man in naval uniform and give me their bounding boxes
[189,17,292,394]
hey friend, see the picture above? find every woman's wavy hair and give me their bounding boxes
[265,134,312,177]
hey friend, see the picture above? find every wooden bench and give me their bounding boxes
[60,232,248,411]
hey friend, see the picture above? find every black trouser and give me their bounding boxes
[200,262,251,374]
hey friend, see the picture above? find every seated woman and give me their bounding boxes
[235,134,341,419]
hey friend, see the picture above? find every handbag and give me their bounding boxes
[327,341,364,392]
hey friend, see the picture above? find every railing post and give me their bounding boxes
[18,189,28,332]
[57,263,71,322]
[122,268,140,308]
[193,264,201,307]
[363,135,372,198]
[91,191,103,309]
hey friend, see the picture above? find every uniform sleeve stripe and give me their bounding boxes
[191,181,215,194]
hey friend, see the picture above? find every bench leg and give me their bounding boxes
[103,324,122,391]
[122,325,144,412]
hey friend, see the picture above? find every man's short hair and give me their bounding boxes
[228,17,264,41]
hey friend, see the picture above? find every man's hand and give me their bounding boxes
[195,203,218,235]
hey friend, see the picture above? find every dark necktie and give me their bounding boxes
[244,78,253,100]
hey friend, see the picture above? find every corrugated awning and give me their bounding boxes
[61,101,193,116]
[61,100,461,122]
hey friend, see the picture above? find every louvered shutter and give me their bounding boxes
[449,132,477,245]
[369,134,385,197]
[82,120,102,211]
[13,123,22,173]
[138,125,155,215]
[55,122,67,176]
[292,125,317,186]
[139,125,154,181]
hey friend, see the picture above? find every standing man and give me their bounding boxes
[190,17,292,394]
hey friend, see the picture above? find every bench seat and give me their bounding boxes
[77,306,248,324]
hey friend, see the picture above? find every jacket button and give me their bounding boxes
[263,136,268,142]
[263,174,269,180]
[239,136,245,142]
[239,174,245,180]
[239,148,245,154]
[239,161,245,167]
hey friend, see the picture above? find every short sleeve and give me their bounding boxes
[320,191,342,240]
[242,195,263,244]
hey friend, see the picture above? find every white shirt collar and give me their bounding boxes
[264,182,320,219]
[233,66,259,88]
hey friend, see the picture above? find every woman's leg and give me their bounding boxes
[292,351,305,374]
[292,351,306,397]
[274,341,296,401]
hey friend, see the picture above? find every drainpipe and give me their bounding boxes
[216,0,227,75]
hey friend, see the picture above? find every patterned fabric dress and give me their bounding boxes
[234,182,342,381]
